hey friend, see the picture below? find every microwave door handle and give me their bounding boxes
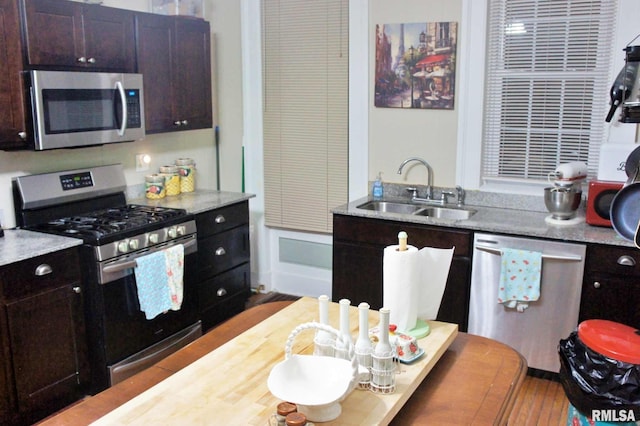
[115,81,127,136]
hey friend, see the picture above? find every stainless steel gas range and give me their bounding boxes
[12,164,202,393]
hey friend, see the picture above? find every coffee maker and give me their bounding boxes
[606,42,640,123]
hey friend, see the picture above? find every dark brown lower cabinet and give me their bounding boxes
[332,214,472,331]
[0,247,89,425]
[195,202,251,332]
[579,244,640,329]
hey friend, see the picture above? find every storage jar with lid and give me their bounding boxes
[176,158,196,192]
[145,174,166,199]
[159,165,181,196]
[285,412,307,426]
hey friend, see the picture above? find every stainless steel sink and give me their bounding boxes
[413,206,477,220]
[356,200,476,220]
[356,201,425,214]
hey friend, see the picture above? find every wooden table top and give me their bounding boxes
[38,299,527,425]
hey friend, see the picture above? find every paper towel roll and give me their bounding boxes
[383,244,420,332]
[417,247,455,320]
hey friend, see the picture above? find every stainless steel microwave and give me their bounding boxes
[27,70,145,150]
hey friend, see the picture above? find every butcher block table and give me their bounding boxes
[39,298,527,425]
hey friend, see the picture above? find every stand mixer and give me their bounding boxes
[544,162,587,225]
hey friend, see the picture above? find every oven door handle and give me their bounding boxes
[102,237,197,275]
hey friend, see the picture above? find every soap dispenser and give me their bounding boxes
[372,172,384,200]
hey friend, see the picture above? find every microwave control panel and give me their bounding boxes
[126,89,142,128]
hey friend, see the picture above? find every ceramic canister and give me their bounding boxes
[159,165,181,196]
[145,174,166,199]
[176,158,196,193]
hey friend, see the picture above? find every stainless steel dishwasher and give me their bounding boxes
[468,233,586,373]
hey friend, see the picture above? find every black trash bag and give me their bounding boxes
[558,331,640,417]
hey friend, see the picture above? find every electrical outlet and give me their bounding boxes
[135,154,150,172]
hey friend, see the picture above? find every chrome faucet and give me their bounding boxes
[397,157,434,201]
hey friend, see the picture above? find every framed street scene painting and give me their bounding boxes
[375,22,458,109]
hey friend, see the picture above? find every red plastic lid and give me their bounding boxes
[578,320,640,364]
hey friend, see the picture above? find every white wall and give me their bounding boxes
[368,0,462,189]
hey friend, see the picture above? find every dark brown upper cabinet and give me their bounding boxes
[136,13,212,133]
[22,0,136,72]
[0,0,28,149]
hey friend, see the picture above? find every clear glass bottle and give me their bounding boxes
[313,295,335,357]
[355,302,373,389]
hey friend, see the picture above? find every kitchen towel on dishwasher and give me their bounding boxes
[497,248,542,312]
[134,250,172,320]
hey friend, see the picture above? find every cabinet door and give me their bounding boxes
[332,214,472,331]
[135,13,175,133]
[23,0,84,68]
[6,284,88,420]
[332,241,383,309]
[81,4,135,72]
[0,306,11,424]
[0,0,28,148]
[174,17,212,130]
[579,273,640,329]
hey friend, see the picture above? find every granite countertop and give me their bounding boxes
[333,187,635,248]
[1,189,254,267]
[127,189,255,215]
[0,230,83,266]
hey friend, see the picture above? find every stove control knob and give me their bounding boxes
[168,227,177,239]
[129,239,139,250]
[177,225,186,236]
[118,241,129,253]
[149,233,159,244]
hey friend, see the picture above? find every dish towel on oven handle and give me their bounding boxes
[497,248,542,313]
[164,243,184,311]
[133,244,184,319]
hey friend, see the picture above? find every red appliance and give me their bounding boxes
[586,180,623,227]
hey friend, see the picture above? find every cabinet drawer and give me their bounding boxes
[197,264,250,312]
[585,244,640,277]
[0,248,81,300]
[333,214,471,256]
[196,202,249,238]
[198,226,249,277]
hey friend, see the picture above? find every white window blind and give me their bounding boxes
[483,0,617,183]
[262,0,349,233]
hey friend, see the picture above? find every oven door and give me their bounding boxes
[29,70,145,150]
[84,237,199,391]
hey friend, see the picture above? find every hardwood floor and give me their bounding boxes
[248,292,572,424]
[508,375,570,425]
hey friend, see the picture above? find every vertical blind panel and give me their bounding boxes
[263,0,348,233]
[483,0,617,182]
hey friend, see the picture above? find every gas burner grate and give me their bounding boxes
[33,204,188,242]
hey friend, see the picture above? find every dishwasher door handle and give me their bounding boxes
[474,245,583,262]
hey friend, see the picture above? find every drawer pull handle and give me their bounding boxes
[593,281,601,289]
[73,286,81,294]
[215,247,226,256]
[616,255,636,266]
[35,264,52,276]
[215,215,226,224]
[217,288,227,297]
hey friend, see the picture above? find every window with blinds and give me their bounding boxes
[482,0,617,183]
[262,0,349,233]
